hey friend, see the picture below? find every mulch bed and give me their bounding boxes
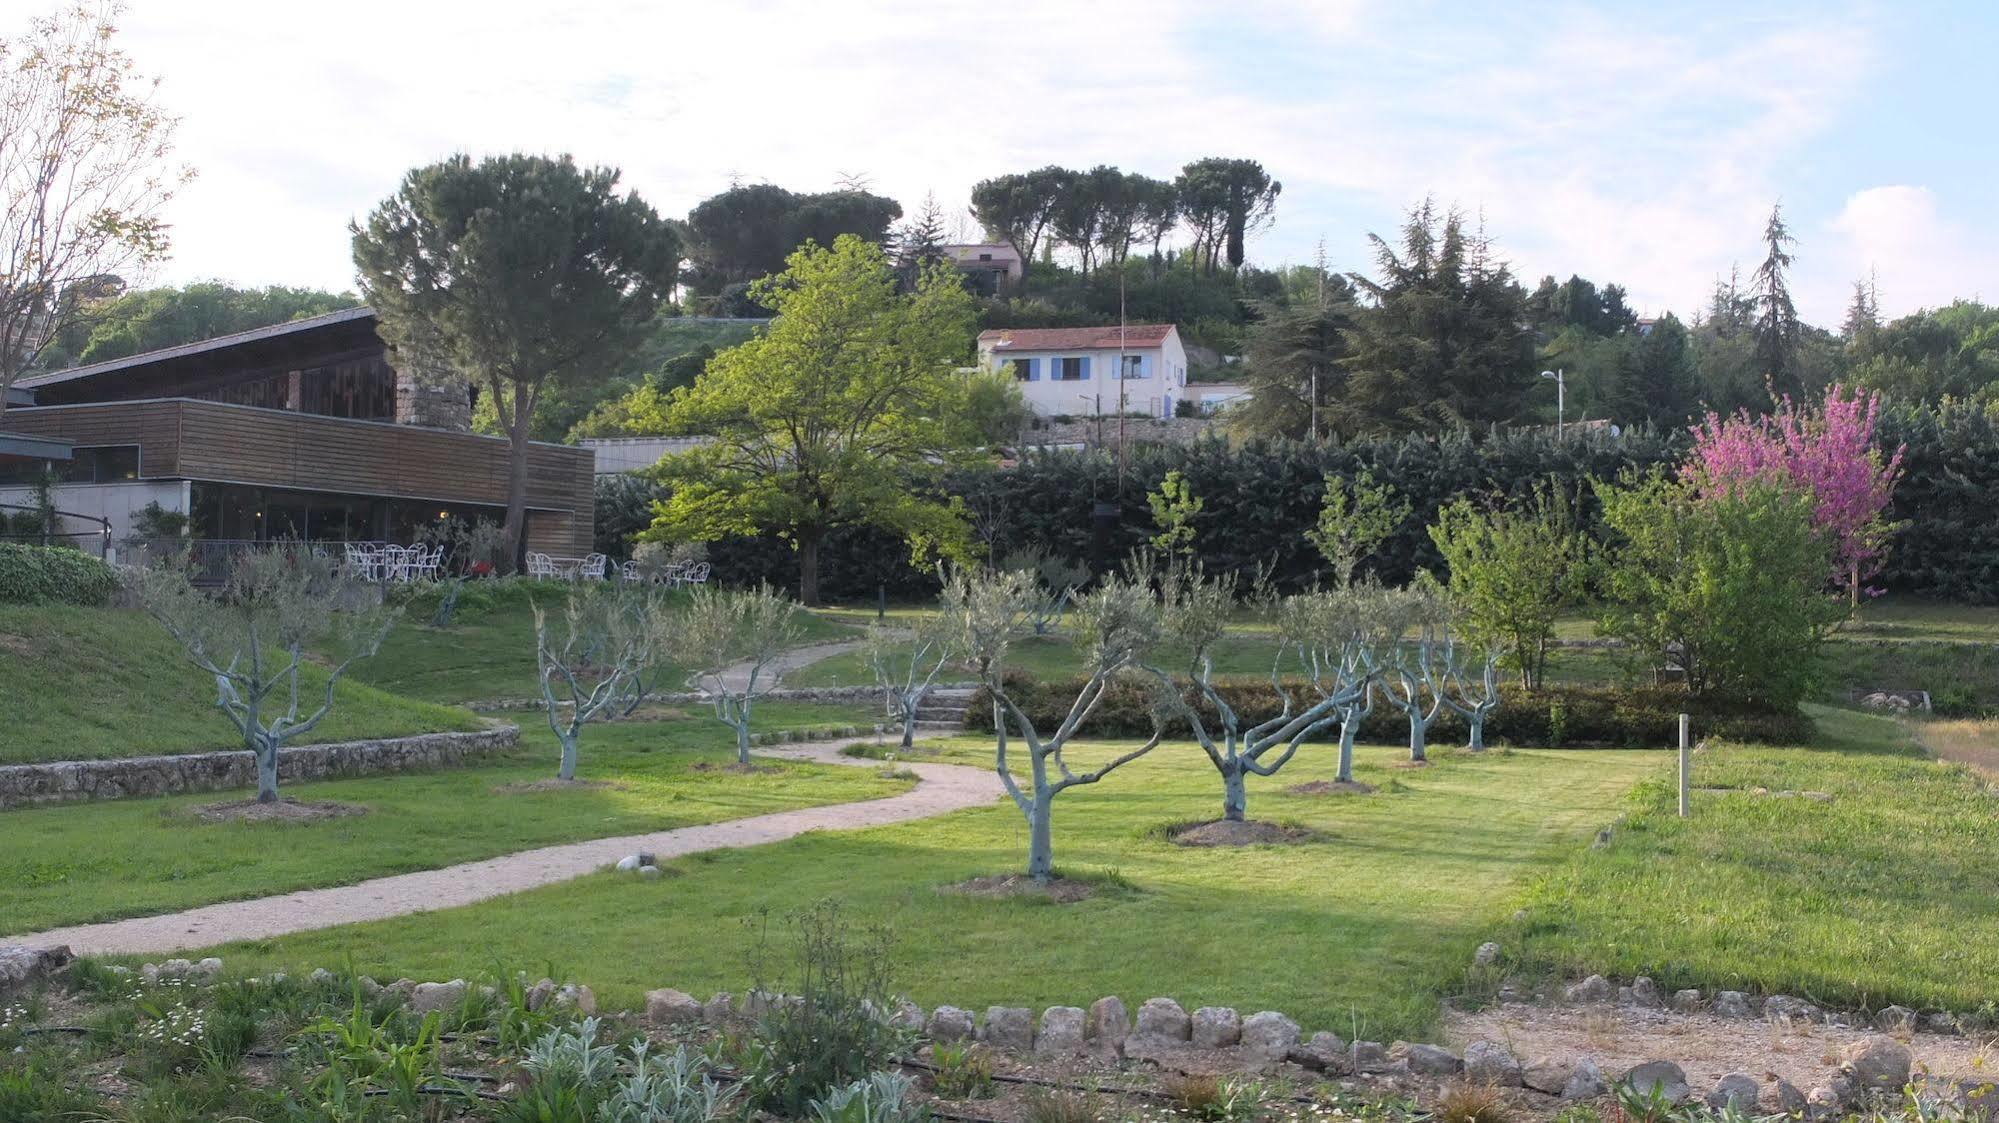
[941,874,1097,903]
[491,778,627,794]
[1165,820,1325,847]
[192,798,368,824]
[1286,779,1377,796]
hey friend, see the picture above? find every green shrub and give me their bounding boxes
[0,542,118,605]
[966,674,1811,748]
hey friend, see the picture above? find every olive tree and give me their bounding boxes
[1000,548,1087,636]
[944,568,1161,882]
[129,546,396,803]
[1432,627,1501,751]
[1137,566,1373,823]
[534,584,670,780]
[865,619,957,751]
[1375,585,1451,762]
[679,583,804,765]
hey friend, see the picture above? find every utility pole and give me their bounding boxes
[1116,270,1129,489]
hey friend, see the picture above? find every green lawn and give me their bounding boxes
[1508,706,1999,1014]
[0,604,482,764]
[201,738,1660,1040]
[354,583,858,704]
[0,702,897,934]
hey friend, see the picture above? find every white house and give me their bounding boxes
[975,324,1187,418]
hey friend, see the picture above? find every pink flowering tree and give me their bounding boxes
[1687,383,1906,605]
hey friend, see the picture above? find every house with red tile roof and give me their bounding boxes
[975,323,1187,418]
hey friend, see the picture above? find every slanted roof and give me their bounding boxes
[976,324,1176,351]
[0,429,71,463]
[16,305,375,391]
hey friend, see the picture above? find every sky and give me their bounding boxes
[20,0,1993,326]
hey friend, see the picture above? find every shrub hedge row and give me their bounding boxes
[657,401,1999,604]
[963,674,1815,748]
[0,542,119,606]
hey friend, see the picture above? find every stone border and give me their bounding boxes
[1549,970,1971,1038]
[0,726,519,809]
[6,945,1945,1120]
[464,684,981,713]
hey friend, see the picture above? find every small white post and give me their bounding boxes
[1677,713,1691,818]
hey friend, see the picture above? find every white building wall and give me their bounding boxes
[0,479,187,559]
[978,337,1188,419]
[577,436,714,474]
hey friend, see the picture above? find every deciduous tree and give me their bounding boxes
[534,585,669,780]
[129,547,396,803]
[643,236,980,606]
[678,583,804,766]
[0,0,189,413]
[1426,483,1585,688]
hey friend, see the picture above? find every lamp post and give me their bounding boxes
[1540,368,1565,435]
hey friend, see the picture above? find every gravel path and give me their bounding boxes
[15,736,997,957]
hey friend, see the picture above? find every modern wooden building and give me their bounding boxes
[0,308,595,554]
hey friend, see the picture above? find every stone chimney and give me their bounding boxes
[391,353,473,432]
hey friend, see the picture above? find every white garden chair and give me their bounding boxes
[578,553,608,581]
[527,552,556,579]
[683,561,711,585]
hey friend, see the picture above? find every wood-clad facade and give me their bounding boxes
[5,309,596,554]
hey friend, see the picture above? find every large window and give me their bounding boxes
[1010,358,1037,382]
[188,482,503,543]
[0,445,138,486]
[1120,355,1145,379]
[1056,356,1088,381]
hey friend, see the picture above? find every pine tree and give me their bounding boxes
[1234,244,1358,439]
[1750,204,1801,393]
[1335,200,1535,434]
[1841,275,1880,343]
[894,191,948,271]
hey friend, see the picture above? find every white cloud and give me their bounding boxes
[1824,185,1991,319]
[19,0,1961,328]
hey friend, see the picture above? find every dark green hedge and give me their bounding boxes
[666,401,1999,604]
[963,675,1814,748]
[0,543,118,606]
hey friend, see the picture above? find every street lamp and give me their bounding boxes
[1540,369,1565,435]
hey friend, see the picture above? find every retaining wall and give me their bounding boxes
[0,726,519,809]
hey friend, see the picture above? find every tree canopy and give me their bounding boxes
[642,235,982,605]
[353,152,680,567]
[37,283,358,371]
[683,183,901,297]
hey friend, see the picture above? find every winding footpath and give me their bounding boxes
[15,737,999,957]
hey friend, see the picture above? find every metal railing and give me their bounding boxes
[0,502,112,557]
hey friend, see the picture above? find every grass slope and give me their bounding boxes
[0,605,480,764]
[200,739,1659,1040]
[1509,707,1999,1014]
[354,583,857,704]
[0,702,895,933]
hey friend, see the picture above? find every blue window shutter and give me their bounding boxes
[1080,356,1092,380]
[1026,357,1038,381]
[1138,354,1151,379]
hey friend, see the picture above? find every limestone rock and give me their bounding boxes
[1921,1011,1959,1035]
[1564,974,1614,1004]
[1192,1006,1242,1049]
[1670,988,1704,1013]
[1396,1042,1463,1076]
[0,945,71,1000]
[1625,976,1662,1008]
[1350,1041,1392,1073]
[1875,1005,1917,1033]
[1765,995,1821,1023]
[1134,997,1191,1040]
[644,988,701,1026]
[1622,1061,1690,1104]
[1288,1032,1351,1075]
[553,983,596,1015]
[1238,1012,1301,1063]
[1706,1073,1761,1112]
[1770,1079,1809,1114]
[1036,1006,1086,1055]
[410,979,467,1015]
[1523,1056,1575,1095]
[1563,1059,1607,1101]
[927,1005,974,1042]
[1473,941,1502,967]
[636,865,663,880]
[1086,996,1130,1050]
[703,992,734,1023]
[890,998,925,1032]
[524,979,556,1011]
[1463,1040,1522,1086]
[1712,990,1755,1018]
[981,1006,1034,1051]
[1843,1035,1913,1091]
[615,854,643,871]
